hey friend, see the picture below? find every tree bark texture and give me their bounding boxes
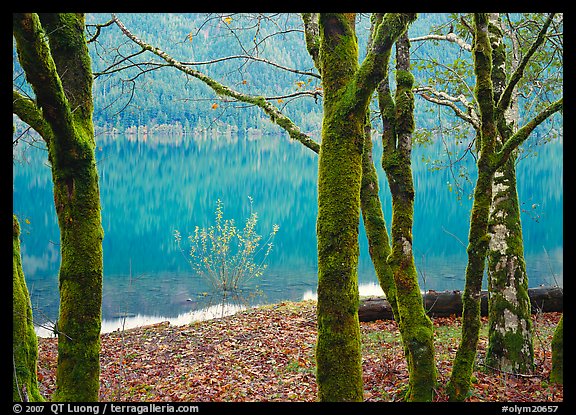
[486,13,534,375]
[550,314,563,384]
[314,13,416,402]
[13,13,104,401]
[379,33,436,402]
[446,13,562,401]
[360,123,399,321]
[315,13,365,402]
[486,157,534,374]
[13,216,44,402]
[447,13,497,402]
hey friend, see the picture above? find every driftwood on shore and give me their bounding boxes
[358,286,563,322]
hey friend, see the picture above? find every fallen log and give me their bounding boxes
[358,286,563,322]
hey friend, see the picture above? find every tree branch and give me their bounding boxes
[415,86,479,130]
[410,33,472,51]
[13,90,54,143]
[496,13,555,114]
[13,13,76,144]
[111,14,320,154]
[355,13,417,110]
[181,54,320,79]
[495,97,562,169]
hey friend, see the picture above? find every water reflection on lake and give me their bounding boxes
[12,132,563,334]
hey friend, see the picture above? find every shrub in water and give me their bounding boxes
[175,197,279,293]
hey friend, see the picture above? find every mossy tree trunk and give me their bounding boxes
[485,13,534,375]
[358,16,399,324]
[486,156,534,374]
[13,13,104,401]
[378,33,437,402]
[550,314,563,384]
[13,215,44,402]
[360,121,399,321]
[315,13,416,401]
[447,13,562,401]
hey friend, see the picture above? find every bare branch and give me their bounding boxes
[180,54,320,79]
[86,18,115,43]
[414,86,479,130]
[410,32,471,52]
[111,13,320,154]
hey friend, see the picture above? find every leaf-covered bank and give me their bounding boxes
[37,300,562,402]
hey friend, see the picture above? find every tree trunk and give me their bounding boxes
[360,108,399,323]
[13,13,104,401]
[486,156,534,374]
[379,33,436,402]
[13,215,44,402]
[314,13,416,401]
[550,314,563,384]
[446,13,562,401]
[447,13,497,401]
[486,13,534,375]
[315,13,364,402]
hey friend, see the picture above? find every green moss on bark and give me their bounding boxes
[315,13,417,402]
[315,13,364,402]
[360,123,399,320]
[52,148,104,402]
[447,14,500,401]
[486,157,534,374]
[13,215,44,402]
[550,315,563,384]
[378,33,436,402]
[14,13,104,402]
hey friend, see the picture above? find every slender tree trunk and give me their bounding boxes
[447,13,497,401]
[360,109,399,323]
[379,34,436,401]
[13,215,44,402]
[447,165,493,401]
[13,13,104,401]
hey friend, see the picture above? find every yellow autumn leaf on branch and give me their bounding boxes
[211,103,219,109]
[223,16,232,24]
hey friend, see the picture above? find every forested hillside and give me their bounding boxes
[14,13,559,143]
[84,13,459,135]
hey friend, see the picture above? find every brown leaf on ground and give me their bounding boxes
[36,301,563,402]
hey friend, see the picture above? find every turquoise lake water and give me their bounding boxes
[12,132,563,333]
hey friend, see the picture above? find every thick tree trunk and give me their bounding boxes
[314,13,416,402]
[550,314,563,384]
[486,13,534,375]
[13,216,44,402]
[13,13,104,401]
[315,13,364,402]
[358,287,562,321]
[486,156,534,374]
